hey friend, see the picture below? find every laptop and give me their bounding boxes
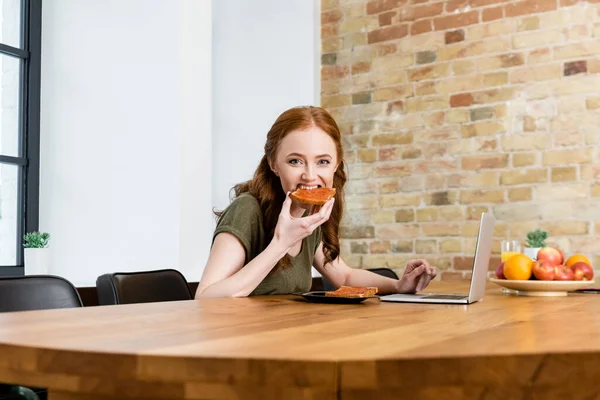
[380,212,495,305]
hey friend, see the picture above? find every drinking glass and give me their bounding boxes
[501,240,522,262]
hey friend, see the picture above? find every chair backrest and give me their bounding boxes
[321,267,399,291]
[0,275,83,313]
[367,267,399,280]
[96,269,193,305]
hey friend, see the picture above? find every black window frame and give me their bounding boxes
[0,0,42,276]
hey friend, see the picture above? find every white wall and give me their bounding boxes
[39,0,318,286]
[212,0,320,210]
[40,0,212,286]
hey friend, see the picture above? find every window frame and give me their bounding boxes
[0,0,42,275]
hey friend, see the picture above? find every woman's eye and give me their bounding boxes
[288,159,302,165]
[318,159,331,165]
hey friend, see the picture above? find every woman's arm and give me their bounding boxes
[197,195,335,298]
[195,232,289,298]
[312,244,399,294]
[313,243,437,294]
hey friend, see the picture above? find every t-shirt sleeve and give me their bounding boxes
[212,195,264,264]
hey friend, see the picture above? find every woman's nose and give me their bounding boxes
[302,165,315,180]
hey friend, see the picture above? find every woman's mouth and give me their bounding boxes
[296,185,321,190]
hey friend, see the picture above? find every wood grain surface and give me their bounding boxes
[1,282,599,399]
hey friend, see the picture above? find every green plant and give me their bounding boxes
[526,229,548,248]
[22,231,50,248]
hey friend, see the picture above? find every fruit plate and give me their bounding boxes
[489,278,595,297]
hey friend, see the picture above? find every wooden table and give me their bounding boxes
[1,282,600,400]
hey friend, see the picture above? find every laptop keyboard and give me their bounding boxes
[423,294,468,300]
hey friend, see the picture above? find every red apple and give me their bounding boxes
[537,247,563,266]
[554,265,574,281]
[495,262,505,279]
[571,262,594,281]
[557,248,565,264]
[532,260,555,281]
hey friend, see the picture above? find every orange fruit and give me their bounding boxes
[565,254,592,268]
[503,254,534,280]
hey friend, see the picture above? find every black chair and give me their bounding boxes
[0,275,83,313]
[321,267,399,291]
[0,386,40,400]
[96,269,193,306]
[0,275,83,400]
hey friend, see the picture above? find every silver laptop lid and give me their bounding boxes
[467,212,496,303]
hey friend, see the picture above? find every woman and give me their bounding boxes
[196,106,437,298]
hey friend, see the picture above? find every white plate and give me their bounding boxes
[489,278,595,297]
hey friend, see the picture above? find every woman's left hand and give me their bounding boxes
[396,259,438,293]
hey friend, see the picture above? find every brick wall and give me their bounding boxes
[321,0,600,280]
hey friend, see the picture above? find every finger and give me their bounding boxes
[418,266,438,291]
[430,266,438,278]
[405,261,418,273]
[308,198,335,230]
[323,198,334,216]
[419,271,435,292]
[281,192,292,216]
[313,198,335,225]
[403,265,425,292]
[406,264,425,280]
[406,258,428,272]
[416,272,428,292]
[427,266,438,278]
[413,258,431,268]
[304,198,333,223]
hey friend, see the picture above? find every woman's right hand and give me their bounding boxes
[272,192,334,251]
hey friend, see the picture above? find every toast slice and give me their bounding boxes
[325,286,378,298]
[290,187,336,206]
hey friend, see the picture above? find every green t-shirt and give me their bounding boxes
[212,193,322,296]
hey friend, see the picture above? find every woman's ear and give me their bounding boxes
[268,159,279,177]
